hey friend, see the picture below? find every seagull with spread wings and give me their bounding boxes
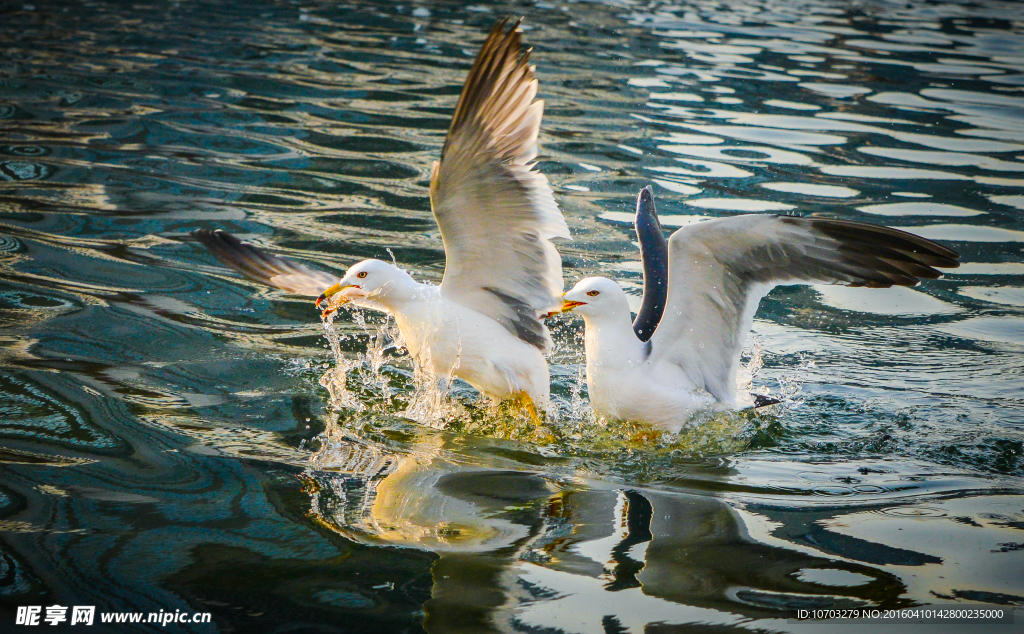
[194,19,568,418]
[552,187,960,431]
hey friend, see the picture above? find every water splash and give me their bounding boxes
[565,362,594,426]
[314,302,806,458]
[353,310,403,404]
[317,309,367,412]
[737,335,765,402]
[740,335,806,408]
[317,304,410,413]
[402,337,465,428]
[317,303,471,428]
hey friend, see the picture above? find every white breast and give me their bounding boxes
[584,326,715,432]
[392,289,550,406]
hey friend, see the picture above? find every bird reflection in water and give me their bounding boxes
[300,416,917,632]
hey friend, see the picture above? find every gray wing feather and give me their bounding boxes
[192,229,338,296]
[431,19,569,352]
[650,215,960,404]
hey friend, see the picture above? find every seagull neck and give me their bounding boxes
[370,270,424,312]
[581,303,646,368]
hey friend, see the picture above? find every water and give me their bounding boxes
[1,0,1023,631]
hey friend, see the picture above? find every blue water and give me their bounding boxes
[1,0,1022,632]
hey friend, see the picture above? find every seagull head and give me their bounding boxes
[315,259,410,315]
[550,277,629,319]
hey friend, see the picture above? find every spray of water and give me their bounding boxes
[549,319,597,439]
[402,337,466,428]
[739,335,806,408]
[738,335,764,403]
[311,305,802,457]
[317,299,471,429]
[318,309,366,412]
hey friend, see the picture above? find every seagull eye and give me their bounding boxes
[357,271,368,279]
[586,290,600,297]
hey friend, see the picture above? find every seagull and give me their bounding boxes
[193,19,569,419]
[552,186,960,432]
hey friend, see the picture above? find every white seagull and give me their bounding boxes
[553,187,960,432]
[193,20,568,418]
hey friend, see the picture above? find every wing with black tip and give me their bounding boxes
[632,186,669,342]
[650,215,960,405]
[192,229,338,296]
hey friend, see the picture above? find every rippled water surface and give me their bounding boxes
[2,0,1023,631]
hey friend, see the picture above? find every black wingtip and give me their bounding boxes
[192,228,241,251]
[191,228,221,246]
[753,394,783,409]
[635,185,661,232]
[192,228,225,240]
[806,218,962,285]
[639,184,654,204]
[491,15,522,38]
[632,185,669,342]
[189,228,339,296]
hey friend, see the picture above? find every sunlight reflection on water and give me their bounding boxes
[0,0,1022,630]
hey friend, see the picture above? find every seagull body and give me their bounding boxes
[193,20,568,413]
[558,187,960,432]
[391,292,550,404]
[570,278,718,426]
[330,262,551,403]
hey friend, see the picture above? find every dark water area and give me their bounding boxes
[1,0,1023,632]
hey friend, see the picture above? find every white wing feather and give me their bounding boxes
[431,19,569,351]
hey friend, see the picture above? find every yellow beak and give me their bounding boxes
[542,295,585,319]
[315,283,357,310]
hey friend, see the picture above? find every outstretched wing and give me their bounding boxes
[193,229,338,296]
[431,18,569,351]
[650,215,960,405]
[632,186,669,342]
